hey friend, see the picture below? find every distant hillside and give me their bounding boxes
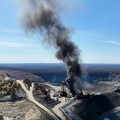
[0,70,44,82]
[0,63,120,84]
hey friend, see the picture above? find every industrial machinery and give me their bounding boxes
[60,82,67,97]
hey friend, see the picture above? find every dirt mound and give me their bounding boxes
[73,92,120,120]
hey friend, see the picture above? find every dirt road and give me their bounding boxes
[17,80,59,120]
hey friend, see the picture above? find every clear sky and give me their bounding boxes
[0,0,120,64]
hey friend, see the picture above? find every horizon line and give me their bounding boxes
[0,62,120,65]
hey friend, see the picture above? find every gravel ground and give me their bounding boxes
[0,99,54,120]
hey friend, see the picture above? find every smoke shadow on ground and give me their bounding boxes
[0,95,24,102]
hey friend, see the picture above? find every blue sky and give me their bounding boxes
[0,0,120,63]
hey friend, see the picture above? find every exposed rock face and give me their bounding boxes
[0,100,54,120]
[83,83,118,94]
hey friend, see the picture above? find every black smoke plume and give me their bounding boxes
[20,0,82,95]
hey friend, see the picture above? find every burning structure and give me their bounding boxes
[20,0,82,95]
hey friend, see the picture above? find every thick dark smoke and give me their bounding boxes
[20,0,82,95]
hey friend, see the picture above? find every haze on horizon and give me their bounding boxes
[0,0,120,64]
